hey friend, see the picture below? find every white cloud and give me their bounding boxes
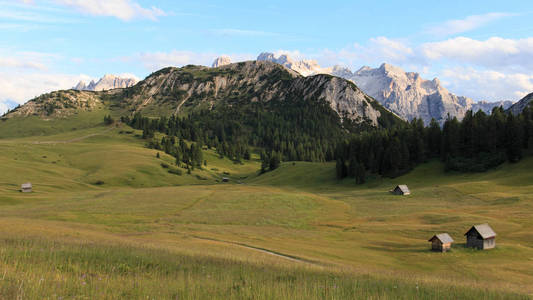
[369,37,414,61]
[0,57,47,70]
[313,37,417,68]
[133,50,255,71]
[209,28,280,37]
[0,71,94,114]
[315,36,533,75]
[0,102,8,115]
[420,37,533,71]
[0,51,60,71]
[426,13,515,36]
[54,0,166,21]
[268,36,533,101]
[441,67,533,101]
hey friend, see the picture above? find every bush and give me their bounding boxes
[445,152,506,172]
[168,168,182,176]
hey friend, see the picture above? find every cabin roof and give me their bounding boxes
[396,185,410,193]
[465,223,496,239]
[429,233,454,244]
[21,182,32,189]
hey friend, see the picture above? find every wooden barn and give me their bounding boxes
[390,185,410,195]
[21,182,32,193]
[465,223,496,250]
[428,233,454,252]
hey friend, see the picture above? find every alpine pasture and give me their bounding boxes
[0,113,532,299]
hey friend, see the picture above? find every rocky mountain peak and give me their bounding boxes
[211,56,232,68]
[258,52,514,124]
[74,74,137,92]
[257,52,325,76]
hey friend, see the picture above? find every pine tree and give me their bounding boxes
[505,113,523,162]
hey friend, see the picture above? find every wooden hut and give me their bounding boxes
[21,182,32,193]
[465,223,496,250]
[428,233,454,252]
[390,185,410,195]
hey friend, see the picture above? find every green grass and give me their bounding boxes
[1,115,533,298]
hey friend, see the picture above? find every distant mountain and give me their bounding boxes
[254,52,513,124]
[256,52,327,76]
[73,74,138,92]
[472,100,513,114]
[211,56,232,68]
[7,61,402,130]
[508,92,533,115]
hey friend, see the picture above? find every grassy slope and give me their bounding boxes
[0,114,532,298]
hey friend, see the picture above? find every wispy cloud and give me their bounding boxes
[420,36,533,71]
[128,50,254,71]
[426,12,516,36]
[209,28,280,37]
[53,0,167,21]
[441,67,533,101]
[14,0,167,21]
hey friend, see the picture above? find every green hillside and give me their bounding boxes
[1,114,533,298]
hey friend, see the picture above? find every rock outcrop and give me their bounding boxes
[508,92,533,115]
[257,52,327,76]
[122,61,399,126]
[256,52,514,124]
[73,74,137,92]
[9,61,400,128]
[211,56,232,68]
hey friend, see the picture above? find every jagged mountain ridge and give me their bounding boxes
[250,52,513,124]
[7,61,401,129]
[74,74,138,92]
[508,92,533,115]
[121,61,399,127]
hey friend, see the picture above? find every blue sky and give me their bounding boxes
[1,0,532,113]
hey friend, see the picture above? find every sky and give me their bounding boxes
[1,0,533,114]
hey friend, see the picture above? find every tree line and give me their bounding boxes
[336,105,533,183]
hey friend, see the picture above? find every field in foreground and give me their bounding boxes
[1,120,533,299]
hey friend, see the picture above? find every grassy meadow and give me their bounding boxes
[0,114,532,299]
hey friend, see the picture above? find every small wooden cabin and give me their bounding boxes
[428,233,454,252]
[21,182,32,193]
[465,223,496,250]
[391,185,410,195]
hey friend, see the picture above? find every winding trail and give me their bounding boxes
[192,235,321,265]
[30,127,115,145]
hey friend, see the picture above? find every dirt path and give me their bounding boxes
[31,127,115,145]
[192,235,320,265]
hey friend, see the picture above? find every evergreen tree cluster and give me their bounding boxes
[260,150,282,173]
[103,115,114,125]
[121,95,371,164]
[147,134,204,170]
[336,105,533,183]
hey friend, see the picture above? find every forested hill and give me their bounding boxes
[5,61,402,129]
[2,60,405,167]
[114,61,401,128]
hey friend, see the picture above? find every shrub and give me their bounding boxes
[168,168,182,176]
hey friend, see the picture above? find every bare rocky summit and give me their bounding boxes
[132,61,395,126]
[74,74,137,92]
[508,92,533,115]
[255,52,513,124]
[211,56,232,68]
[8,61,399,128]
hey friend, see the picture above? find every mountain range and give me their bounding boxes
[73,74,138,92]
[8,61,401,130]
[228,53,514,124]
[509,92,533,115]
